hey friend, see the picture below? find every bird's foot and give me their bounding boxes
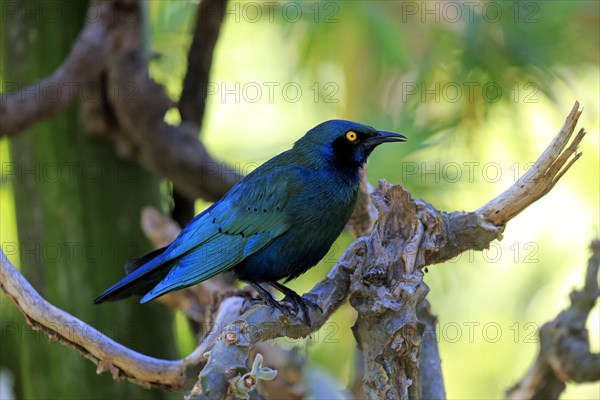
[286,295,322,327]
[269,282,322,326]
[243,282,295,316]
[244,282,322,326]
[241,293,293,315]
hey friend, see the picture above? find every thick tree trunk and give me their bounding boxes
[3,1,176,398]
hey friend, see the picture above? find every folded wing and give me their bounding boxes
[137,166,303,302]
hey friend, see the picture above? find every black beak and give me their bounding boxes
[365,131,407,148]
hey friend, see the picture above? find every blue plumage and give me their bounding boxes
[94,120,406,323]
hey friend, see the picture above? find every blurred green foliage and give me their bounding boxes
[2,0,599,398]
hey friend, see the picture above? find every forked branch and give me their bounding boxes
[0,101,588,398]
[506,240,600,399]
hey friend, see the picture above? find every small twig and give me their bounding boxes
[172,0,228,228]
[179,0,228,128]
[478,101,585,226]
[506,240,600,399]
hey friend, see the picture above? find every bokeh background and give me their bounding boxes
[1,1,599,399]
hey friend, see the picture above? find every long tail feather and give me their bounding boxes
[124,246,168,274]
[93,246,171,303]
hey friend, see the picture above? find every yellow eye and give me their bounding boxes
[346,131,357,142]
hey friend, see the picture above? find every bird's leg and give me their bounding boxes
[242,281,292,315]
[268,281,322,326]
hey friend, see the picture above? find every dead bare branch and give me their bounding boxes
[478,101,585,226]
[103,0,241,202]
[179,0,228,128]
[344,101,586,399]
[0,237,362,393]
[0,248,188,390]
[0,31,589,394]
[506,240,600,399]
[198,96,587,397]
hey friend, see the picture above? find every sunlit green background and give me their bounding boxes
[1,1,599,399]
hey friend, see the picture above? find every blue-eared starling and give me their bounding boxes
[94,120,406,324]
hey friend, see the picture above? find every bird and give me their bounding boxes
[94,120,406,325]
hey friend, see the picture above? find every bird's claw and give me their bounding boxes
[281,294,322,326]
[241,294,320,326]
[302,297,323,313]
[243,282,321,326]
[241,294,295,316]
[240,295,259,311]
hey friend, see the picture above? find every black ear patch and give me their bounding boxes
[332,134,355,153]
[332,133,362,168]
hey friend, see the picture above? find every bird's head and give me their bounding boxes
[294,120,407,169]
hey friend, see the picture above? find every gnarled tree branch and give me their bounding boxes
[0,0,240,202]
[174,0,228,225]
[193,101,587,398]
[179,0,227,128]
[0,100,588,398]
[0,248,189,390]
[478,102,585,226]
[506,240,600,399]
[103,0,240,201]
